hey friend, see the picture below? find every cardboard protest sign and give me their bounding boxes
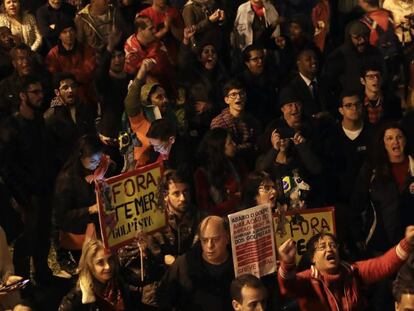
[96,161,166,250]
[228,205,277,278]
[273,207,336,263]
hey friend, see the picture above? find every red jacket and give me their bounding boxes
[46,43,97,105]
[278,239,410,311]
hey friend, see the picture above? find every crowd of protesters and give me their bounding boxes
[1,0,414,310]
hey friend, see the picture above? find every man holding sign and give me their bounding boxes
[278,226,414,311]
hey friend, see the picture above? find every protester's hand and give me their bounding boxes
[271,130,281,151]
[13,304,32,311]
[107,28,122,52]
[164,14,172,30]
[183,25,196,45]
[356,240,366,252]
[405,225,414,247]
[278,238,296,264]
[409,182,414,194]
[88,204,98,214]
[5,276,22,286]
[275,36,286,49]
[292,133,305,145]
[209,10,221,23]
[218,9,225,22]
[136,58,156,81]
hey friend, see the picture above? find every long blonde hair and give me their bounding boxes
[77,239,118,304]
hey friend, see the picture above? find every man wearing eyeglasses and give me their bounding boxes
[0,75,56,286]
[237,44,278,124]
[211,79,261,167]
[360,63,402,128]
[278,226,414,311]
[323,90,374,254]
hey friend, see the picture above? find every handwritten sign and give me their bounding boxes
[228,205,277,278]
[96,162,166,250]
[273,207,336,263]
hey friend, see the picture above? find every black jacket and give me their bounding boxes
[157,243,234,311]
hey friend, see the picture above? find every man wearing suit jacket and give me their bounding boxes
[285,49,322,118]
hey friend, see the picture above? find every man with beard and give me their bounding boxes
[0,76,56,286]
[46,19,97,107]
[0,44,33,117]
[118,169,203,308]
[0,27,15,81]
[44,72,96,168]
[322,20,384,114]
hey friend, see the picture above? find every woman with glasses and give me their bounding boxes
[278,227,414,311]
[239,171,280,212]
[194,128,247,216]
[0,0,42,51]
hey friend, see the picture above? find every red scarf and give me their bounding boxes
[252,3,264,17]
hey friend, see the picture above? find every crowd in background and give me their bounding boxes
[1,0,414,310]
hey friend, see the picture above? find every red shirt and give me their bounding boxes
[391,157,409,192]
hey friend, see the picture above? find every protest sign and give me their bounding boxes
[228,205,277,278]
[273,207,336,263]
[96,161,166,250]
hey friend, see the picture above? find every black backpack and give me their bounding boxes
[361,13,400,59]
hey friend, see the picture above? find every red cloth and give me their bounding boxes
[362,9,395,47]
[124,35,173,77]
[194,163,247,216]
[251,4,264,17]
[139,6,183,63]
[278,239,410,311]
[391,158,409,192]
[312,0,330,52]
[46,43,97,106]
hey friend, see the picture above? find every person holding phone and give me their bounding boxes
[256,87,323,208]
[0,226,31,310]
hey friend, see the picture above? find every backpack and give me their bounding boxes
[361,13,400,59]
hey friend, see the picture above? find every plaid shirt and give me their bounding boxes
[210,108,258,145]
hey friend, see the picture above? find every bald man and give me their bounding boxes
[157,216,235,311]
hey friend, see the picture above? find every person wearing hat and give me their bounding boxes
[124,57,178,168]
[322,20,384,113]
[36,0,76,52]
[256,86,323,209]
[45,19,97,107]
